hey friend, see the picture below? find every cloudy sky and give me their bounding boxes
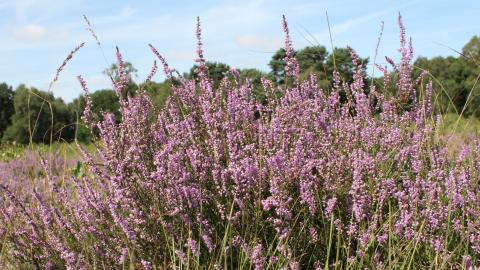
[0,0,478,102]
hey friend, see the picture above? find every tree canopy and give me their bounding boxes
[2,85,74,144]
[0,83,14,138]
[414,35,480,116]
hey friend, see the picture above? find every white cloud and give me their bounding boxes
[13,24,68,42]
[236,34,282,52]
[119,4,135,18]
[13,24,47,41]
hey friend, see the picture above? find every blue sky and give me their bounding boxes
[0,0,478,102]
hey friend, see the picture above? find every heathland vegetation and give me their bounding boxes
[1,14,480,269]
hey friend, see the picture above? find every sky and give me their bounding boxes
[0,0,479,102]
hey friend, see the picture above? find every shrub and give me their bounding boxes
[1,15,479,269]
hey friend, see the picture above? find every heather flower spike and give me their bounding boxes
[48,42,85,92]
[77,75,94,127]
[398,13,406,48]
[195,16,207,73]
[145,60,158,83]
[114,46,129,97]
[193,16,213,93]
[282,15,300,80]
[149,44,173,79]
[83,15,100,45]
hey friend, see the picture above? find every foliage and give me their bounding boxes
[1,15,480,270]
[415,56,465,113]
[414,35,480,117]
[0,83,15,139]
[238,68,272,101]
[269,46,368,87]
[70,89,121,122]
[141,81,172,109]
[188,61,232,88]
[103,61,138,82]
[0,143,22,162]
[2,85,75,144]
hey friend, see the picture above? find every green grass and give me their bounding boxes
[0,141,95,162]
[438,113,480,136]
[436,113,480,155]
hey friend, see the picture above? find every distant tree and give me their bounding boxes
[103,61,138,82]
[413,36,480,117]
[0,83,14,139]
[296,46,328,73]
[414,56,468,114]
[141,81,172,109]
[269,46,367,87]
[462,36,480,62]
[70,89,121,123]
[103,61,139,98]
[90,90,121,120]
[51,96,75,141]
[3,85,74,144]
[188,61,231,88]
[69,89,122,142]
[238,68,271,101]
[296,46,330,89]
[461,36,480,116]
[325,47,368,83]
[268,48,288,84]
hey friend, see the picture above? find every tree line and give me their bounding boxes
[414,36,480,116]
[0,36,479,144]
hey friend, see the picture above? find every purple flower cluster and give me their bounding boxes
[1,15,480,269]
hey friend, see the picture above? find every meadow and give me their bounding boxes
[1,15,480,269]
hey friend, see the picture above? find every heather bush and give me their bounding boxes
[0,149,75,193]
[1,15,480,269]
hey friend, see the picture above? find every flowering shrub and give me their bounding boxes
[1,15,479,269]
[0,150,75,198]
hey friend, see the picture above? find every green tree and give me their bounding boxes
[296,46,328,73]
[269,46,367,86]
[461,36,480,116]
[188,62,231,88]
[103,61,138,82]
[238,68,271,101]
[462,36,480,62]
[0,83,14,139]
[414,56,467,114]
[70,89,121,123]
[3,85,74,144]
[103,61,139,98]
[141,81,172,109]
[268,48,288,84]
[69,89,121,142]
[296,46,330,88]
[413,36,480,116]
[326,47,368,83]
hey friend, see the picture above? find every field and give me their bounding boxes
[1,15,480,269]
